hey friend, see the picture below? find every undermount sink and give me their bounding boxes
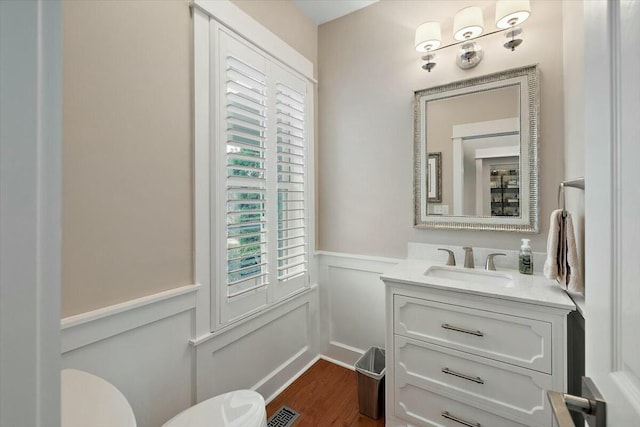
[424,265,514,286]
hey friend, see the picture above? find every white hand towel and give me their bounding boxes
[543,209,583,293]
[544,209,563,280]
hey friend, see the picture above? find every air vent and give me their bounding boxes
[267,406,300,427]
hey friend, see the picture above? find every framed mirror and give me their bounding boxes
[414,65,539,232]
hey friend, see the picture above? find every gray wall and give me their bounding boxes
[562,0,585,283]
[318,0,566,258]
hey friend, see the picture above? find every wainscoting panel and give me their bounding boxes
[58,252,399,427]
[317,252,400,367]
[61,284,321,427]
[61,285,199,353]
[195,293,318,404]
[61,309,194,427]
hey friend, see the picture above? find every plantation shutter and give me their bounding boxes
[216,29,310,325]
[274,71,308,298]
[225,56,268,298]
[218,30,269,323]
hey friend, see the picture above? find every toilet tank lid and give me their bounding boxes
[162,390,266,427]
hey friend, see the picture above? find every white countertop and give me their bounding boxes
[381,259,576,311]
[566,290,585,317]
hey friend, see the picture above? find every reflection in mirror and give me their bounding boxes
[427,87,519,216]
[414,65,538,232]
[427,152,442,203]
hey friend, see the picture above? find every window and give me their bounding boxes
[214,27,311,326]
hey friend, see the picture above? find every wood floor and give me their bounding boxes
[266,359,386,427]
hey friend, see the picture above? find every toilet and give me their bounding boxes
[61,369,267,427]
[61,369,137,427]
[162,389,267,427]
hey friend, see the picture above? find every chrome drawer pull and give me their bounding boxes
[441,323,484,337]
[442,367,484,384]
[442,411,481,427]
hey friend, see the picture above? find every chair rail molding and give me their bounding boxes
[61,284,200,353]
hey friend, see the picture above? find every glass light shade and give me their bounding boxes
[456,41,483,69]
[495,0,531,29]
[415,22,442,52]
[453,6,484,41]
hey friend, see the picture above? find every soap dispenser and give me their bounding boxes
[519,238,533,275]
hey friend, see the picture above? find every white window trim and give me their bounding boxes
[192,0,316,337]
[192,1,315,81]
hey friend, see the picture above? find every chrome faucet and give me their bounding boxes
[437,248,456,266]
[485,253,507,271]
[462,247,474,268]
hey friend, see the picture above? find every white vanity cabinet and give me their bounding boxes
[382,261,575,427]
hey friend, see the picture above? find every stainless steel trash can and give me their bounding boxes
[355,347,385,419]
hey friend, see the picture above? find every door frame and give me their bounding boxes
[584,0,640,424]
[0,1,62,426]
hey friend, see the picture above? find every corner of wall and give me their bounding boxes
[561,0,586,284]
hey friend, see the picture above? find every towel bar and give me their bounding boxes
[558,177,585,215]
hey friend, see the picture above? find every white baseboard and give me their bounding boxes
[260,352,369,404]
[61,284,200,353]
[261,353,320,404]
[322,341,365,369]
[319,354,356,371]
[259,352,365,404]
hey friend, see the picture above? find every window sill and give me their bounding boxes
[189,283,318,347]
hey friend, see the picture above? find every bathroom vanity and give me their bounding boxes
[381,259,575,427]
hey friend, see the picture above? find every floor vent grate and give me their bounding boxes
[267,406,300,427]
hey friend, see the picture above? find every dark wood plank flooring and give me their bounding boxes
[266,359,385,427]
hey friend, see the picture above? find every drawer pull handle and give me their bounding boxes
[442,367,485,384]
[441,323,484,337]
[442,411,481,427]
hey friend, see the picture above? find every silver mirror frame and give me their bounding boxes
[414,64,539,232]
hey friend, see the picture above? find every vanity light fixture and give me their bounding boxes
[496,0,531,51]
[414,21,442,72]
[415,0,531,72]
[453,6,484,41]
[453,6,485,69]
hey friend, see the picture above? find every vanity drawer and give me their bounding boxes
[395,335,552,426]
[394,381,531,427]
[394,295,552,373]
